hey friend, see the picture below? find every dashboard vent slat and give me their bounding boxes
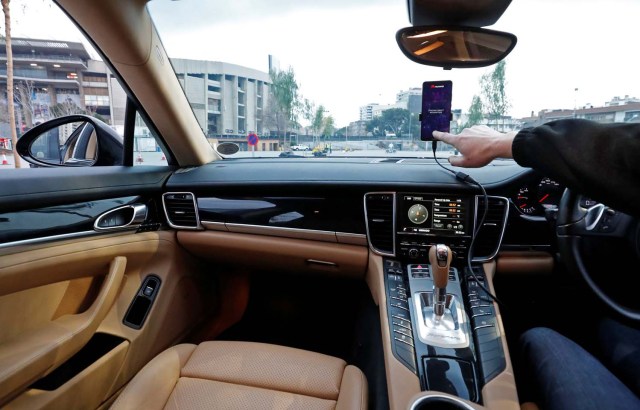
[472,196,508,261]
[163,192,200,229]
[365,193,395,256]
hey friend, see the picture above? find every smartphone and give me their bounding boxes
[420,80,452,141]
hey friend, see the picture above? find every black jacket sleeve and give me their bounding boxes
[512,119,640,217]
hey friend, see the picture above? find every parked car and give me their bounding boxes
[278,150,304,157]
[0,1,637,410]
[290,144,310,151]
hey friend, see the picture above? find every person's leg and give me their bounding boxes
[598,318,640,397]
[520,327,640,410]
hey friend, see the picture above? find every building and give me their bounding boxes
[359,103,379,121]
[0,37,126,133]
[0,38,280,152]
[521,97,640,128]
[170,59,278,151]
[395,87,421,113]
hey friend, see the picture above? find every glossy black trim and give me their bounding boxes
[0,166,173,214]
[197,195,366,234]
[0,196,139,244]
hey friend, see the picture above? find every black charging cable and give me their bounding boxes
[431,141,503,306]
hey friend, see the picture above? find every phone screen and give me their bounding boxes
[420,80,452,141]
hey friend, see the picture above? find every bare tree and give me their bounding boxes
[15,80,35,129]
[50,98,85,118]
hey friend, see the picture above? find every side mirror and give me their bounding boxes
[16,115,123,167]
[396,25,517,69]
[215,142,240,156]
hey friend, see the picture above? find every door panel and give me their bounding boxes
[0,256,126,405]
[0,232,213,408]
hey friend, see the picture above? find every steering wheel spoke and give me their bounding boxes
[560,202,636,239]
[557,189,640,321]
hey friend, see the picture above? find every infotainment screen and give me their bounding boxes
[399,194,470,237]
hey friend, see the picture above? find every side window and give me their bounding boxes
[0,0,166,169]
[133,111,168,166]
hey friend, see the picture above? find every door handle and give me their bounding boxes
[94,204,147,231]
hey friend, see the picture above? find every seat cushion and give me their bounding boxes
[111,341,367,410]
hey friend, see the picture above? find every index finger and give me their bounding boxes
[432,130,457,144]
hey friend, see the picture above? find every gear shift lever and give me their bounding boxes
[429,244,452,318]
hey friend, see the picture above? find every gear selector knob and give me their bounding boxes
[429,244,452,318]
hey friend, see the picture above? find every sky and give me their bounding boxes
[7,0,640,127]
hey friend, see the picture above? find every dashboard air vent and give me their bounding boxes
[364,193,395,256]
[163,192,200,229]
[472,196,508,261]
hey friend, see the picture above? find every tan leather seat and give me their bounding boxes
[111,341,368,410]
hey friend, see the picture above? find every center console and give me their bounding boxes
[365,192,512,408]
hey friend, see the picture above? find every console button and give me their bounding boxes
[392,317,412,330]
[393,326,413,338]
[394,335,414,347]
[390,308,411,321]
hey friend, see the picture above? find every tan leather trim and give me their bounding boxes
[110,344,197,410]
[336,365,368,410]
[366,254,421,410]
[0,281,69,344]
[0,257,126,406]
[181,341,346,400]
[165,378,336,410]
[2,232,211,409]
[479,261,520,410]
[112,342,366,410]
[496,251,554,275]
[177,230,368,279]
[56,0,217,166]
[52,276,104,320]
[6,340,129,410]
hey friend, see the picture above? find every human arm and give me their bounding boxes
[434,119,640,216]
[432,125,517,167]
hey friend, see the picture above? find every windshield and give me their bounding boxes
[146,0,640,159]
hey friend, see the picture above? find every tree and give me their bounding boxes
[15,80,35,129]
[321,115,334,139]
[464,95,484,129]
[365,108,413,137]
[480,60,510,131]
[268,67,301,148]
[1,0,21,167]
[311,105,326,143]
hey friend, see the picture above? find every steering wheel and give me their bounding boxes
[556,188,640,321]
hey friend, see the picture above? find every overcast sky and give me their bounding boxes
[9,0,640,127]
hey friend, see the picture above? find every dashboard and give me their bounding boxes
[160,157,559,259]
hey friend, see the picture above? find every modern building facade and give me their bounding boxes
[395,87,421,113]
[170,59,278,151]
[0,38,281,152]
[359,103,380,121]
[520,97,640,128]
[0,37,126,133]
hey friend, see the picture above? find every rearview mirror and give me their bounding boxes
[16,115,123,167]
[396,26,517,69]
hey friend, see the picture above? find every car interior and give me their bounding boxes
[0,0,639,409]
